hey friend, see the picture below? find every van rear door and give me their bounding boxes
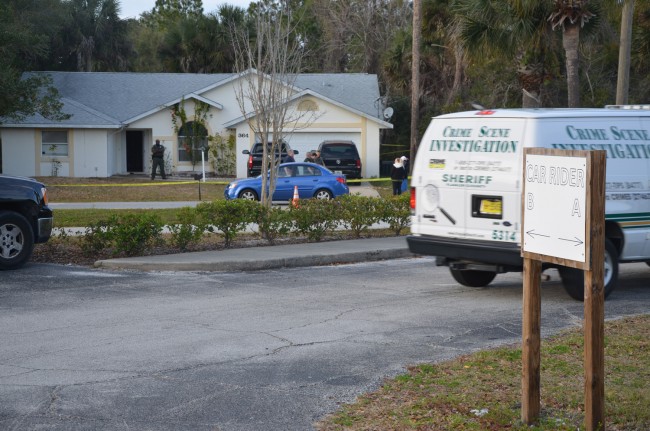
[413,115,525,245]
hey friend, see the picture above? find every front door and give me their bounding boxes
[126,131,144,173]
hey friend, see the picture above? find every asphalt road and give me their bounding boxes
[1,258,649,430]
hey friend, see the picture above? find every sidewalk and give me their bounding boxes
[93,236,413,272]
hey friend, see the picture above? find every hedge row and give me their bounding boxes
[71,194,411,257]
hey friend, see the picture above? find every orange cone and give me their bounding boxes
[292,185,300,207]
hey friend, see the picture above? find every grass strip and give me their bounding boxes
[317,315,650,430]
[53,208,184,227]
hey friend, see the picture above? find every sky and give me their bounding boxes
[119,0,253,19]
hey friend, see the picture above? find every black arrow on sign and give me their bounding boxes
[526,229,550,239]
[558,236,584,246]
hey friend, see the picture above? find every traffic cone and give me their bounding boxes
[292,185,300,207]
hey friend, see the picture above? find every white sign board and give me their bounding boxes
[522,154,587,263]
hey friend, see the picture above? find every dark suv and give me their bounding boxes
[242,142,298,177]
[317,140,362,180]
[0,174,53,270]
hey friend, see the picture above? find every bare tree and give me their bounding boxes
[313,0,411,74]
[230,2,318,207]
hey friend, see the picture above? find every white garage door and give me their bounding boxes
[285,133,360,160]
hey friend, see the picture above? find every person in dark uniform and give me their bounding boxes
[151,139,166,180]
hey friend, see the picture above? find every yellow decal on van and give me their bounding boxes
[429,159,445,169]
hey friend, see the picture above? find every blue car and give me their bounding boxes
[225,162,349,201]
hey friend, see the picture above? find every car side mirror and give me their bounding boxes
[242,150,250,154]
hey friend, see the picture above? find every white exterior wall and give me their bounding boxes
[70,129,110,177]
[363,121,381,178]
[1,129,37,176]
[110,129,124,175]
[235,126,254,178]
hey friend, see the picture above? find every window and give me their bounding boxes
[177,121,208,162]
[42,131,69,156]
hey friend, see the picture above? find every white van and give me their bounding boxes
[407,107,650,299]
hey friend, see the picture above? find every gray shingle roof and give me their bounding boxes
[7,71,383,128]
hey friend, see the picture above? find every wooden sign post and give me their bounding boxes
[520,148,606,430]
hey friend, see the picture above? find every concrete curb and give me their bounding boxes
[94,237,413,272]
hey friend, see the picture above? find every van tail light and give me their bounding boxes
[247,155,253,170]
[410,187,416,211]
[355,159,361,168]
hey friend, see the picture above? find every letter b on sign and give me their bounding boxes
[527,193,534,210]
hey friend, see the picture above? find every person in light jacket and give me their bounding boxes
[390,157,407,195]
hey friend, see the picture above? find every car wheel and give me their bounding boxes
[314,189,333,200]
[559,238,618,301]
[0,211,35,270]
[238,189,259,201]
[449,268,497,287]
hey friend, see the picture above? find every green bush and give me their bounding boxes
[110,213,164,256]
[338,195,382,238]
[167,206,206,251]
[80,218,115,254]
[381,194,411,236]
[254,205,294,244]
[290,198,339,241]
[196,199,258,247]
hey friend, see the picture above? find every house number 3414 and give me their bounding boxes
[237,133,249,138]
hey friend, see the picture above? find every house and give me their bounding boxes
[0,70,392,179]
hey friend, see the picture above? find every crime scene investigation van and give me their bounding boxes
[407,106,650,300]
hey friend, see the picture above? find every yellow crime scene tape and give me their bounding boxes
[50,177,400,187]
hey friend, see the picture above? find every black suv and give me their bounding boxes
[0,174,53,270]
[317,141,362,180]
[242,142,298,177]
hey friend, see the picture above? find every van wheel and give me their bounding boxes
[559,238,618,300]
[449,268,497,287]
[0,211,35,270]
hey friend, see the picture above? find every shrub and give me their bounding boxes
[167,206,206,251]
[290,198,339,241]
[196,199,258,247]
[80,218,115,254]
[255,205,294,244]
[338,195,382,238]
[110,213,164,256]
[381,194,411,236]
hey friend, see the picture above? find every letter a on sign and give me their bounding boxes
[572,198,581,217]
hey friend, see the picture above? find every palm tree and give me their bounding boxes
[67,0,130,71]
[548,0,595,107]
[453,0,556,108]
